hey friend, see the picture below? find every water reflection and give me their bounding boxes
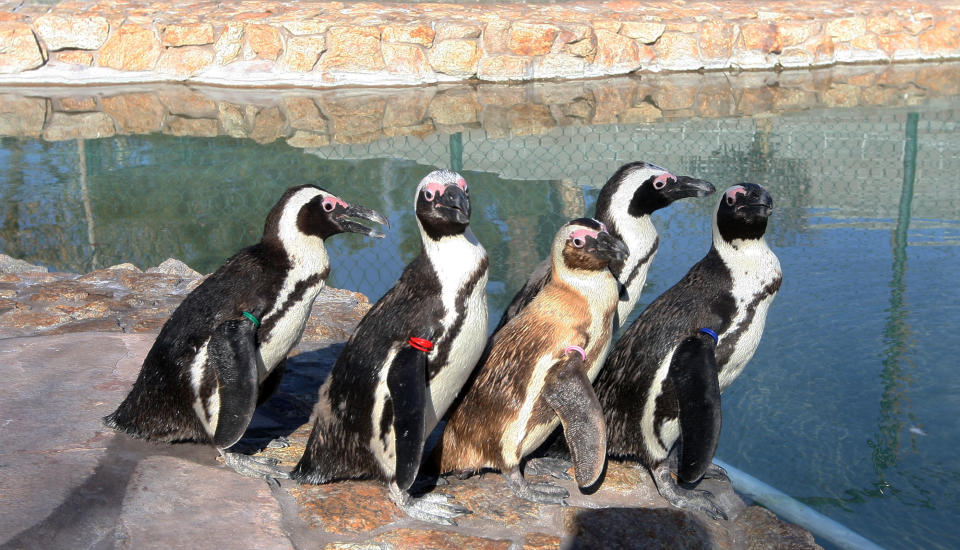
[870,113,919,478]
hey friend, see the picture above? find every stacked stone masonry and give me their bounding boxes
[1,0,959,87]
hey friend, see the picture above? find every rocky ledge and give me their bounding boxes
[0,254,820,549]
[0,0,959,87]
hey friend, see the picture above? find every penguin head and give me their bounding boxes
[553,218,630,273]
[264,185,388,249]
[715,183,774,242]
[414,169,471,240]
[595,162,715,224]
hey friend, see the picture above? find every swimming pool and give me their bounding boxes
[2,66,959,549]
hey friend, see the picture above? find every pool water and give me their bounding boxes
[2,90,960,549]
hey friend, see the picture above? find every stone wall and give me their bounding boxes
[1,0,959,87]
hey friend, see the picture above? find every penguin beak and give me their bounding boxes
[337,203,389,238]
[590,232,629,263]
[663,176,716,200]
[738,189,774,220]
[435,185,470,225]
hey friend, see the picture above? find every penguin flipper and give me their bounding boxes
[210,318,263,450]
[669,331,722,484]
[387,343,429,492]
[543,354,607,489]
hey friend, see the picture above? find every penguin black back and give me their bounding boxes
[595,183,781,519]
[292,169,488,525]
[104,185,387,477]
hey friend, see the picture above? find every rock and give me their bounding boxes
[0,22,45,74]
[280,35,326,72]
[428,39,480,78]
[34,14,109,51]
[508,23,558,56]
[382,43,433,80]
[117,456,294,549]
[736,506,823,549]
[156,46,215,77]
[320,27,385,73]
[593,29,640,73]
[145,258,202,278]
[383,23,435,47]
[161,23,214,47]
[98,23,161,72]
[621,19,665,44]
[214,23,244,65]
[245,24,283,61]
[0,254,48,273]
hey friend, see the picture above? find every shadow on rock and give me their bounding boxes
[570,507,713,550]
[232,344,343,453]
[1,434,215,550]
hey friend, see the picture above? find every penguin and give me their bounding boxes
[594,183,782,519]
[291,169,489,525]
[497,161,714,333]
[431,218,628,504]
[104,185,387,478]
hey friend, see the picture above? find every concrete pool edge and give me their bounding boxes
[1,0,959,88]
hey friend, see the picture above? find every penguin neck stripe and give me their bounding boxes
[409,337,434,353]
[242,311,261,327]
[565,345,586,361]
[699,327,718,343]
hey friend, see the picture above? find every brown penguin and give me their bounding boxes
[432,218,627,503]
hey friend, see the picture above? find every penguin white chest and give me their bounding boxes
[259,277,327,373]
[422,233,489,431]
[717,242,781,391]
[426,269,489,429]
[615,217,658,326]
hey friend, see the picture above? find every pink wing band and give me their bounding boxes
[565,345,586,361]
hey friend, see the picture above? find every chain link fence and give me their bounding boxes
[2,97,959,315]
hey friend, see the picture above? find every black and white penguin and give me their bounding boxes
[595,183,782,519]
[432,218,628,504]
[104,185,387,478]
[497,162,714,332]
[291,169,489,525]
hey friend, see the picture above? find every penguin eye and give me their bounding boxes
[725,195,736,206]
[323,200,336,212]
[424,189,435,202]
[653,178,667,190]
[572,237,585,248]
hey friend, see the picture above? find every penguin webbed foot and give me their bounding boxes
[265,435,291,449]
[219,450,290,480]
[505,467,569,505]
[651,463,728,521]
[523,457,574,481]
[701,462,729,482]
[389,483,470,526]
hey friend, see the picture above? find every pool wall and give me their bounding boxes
[1,0,959,87]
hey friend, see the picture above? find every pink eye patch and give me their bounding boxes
[654,173,674,185]
[455,176,467,190]
[323,196,348,210]
[725,186,747,200]
[424,181,447,196]
[570,228,599,242]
